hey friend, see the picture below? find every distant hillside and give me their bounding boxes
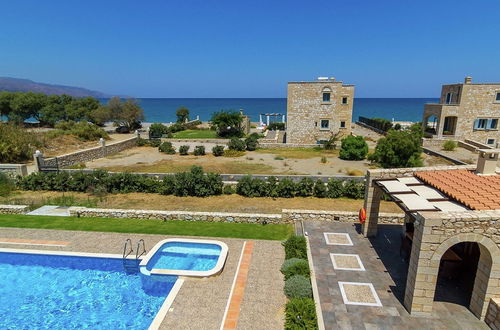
[0,77,111,98]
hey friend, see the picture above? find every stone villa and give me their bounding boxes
[422,77,500,147]
[286,77,354,145]
[362,149,500,325]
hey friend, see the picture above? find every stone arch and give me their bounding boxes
[430,233,499,319]
[322,86,332,92]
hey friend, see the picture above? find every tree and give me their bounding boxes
[339,136,369,160]
[368,127,423,168]
[210,110,243,137]
[9,92,46,123]
[88,105,112,126]
[0,91,15,117]
[176,107,190,123]
[106,97,145,129]
[65,97,99,121]
[39,94,66,126]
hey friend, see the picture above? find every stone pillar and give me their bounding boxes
[267,115,270,126]
[403,214,440,316]
[470,244,494,319]
[135,130,140,139]
[282,114,285,123]
[33,150,44,172]
[259,114,262,125]
[362,177,382,237]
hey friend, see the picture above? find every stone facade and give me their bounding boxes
[486,298,500,329]
[282,209,403,224]
[0,164,27,177]
[423,77,500,146]
[287,78,354,144]
[42,136,138,168]
[0,204,29,214]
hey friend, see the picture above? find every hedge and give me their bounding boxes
[285,298,318,330]
[280,258,310,280]
[284,275,312,299]
[282,235,307,260]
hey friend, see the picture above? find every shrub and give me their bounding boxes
[282,235,307,259]
[267,122,285,131]
[172,166,223,197]
[284,275,312,299]
[168,122,186,133]
[313,179,327,198]
[223,185,235,195]
[176,107,190,123]
[223,149,245,157]
[235,175,267,197]
[158,141,176,154]
[244,135,258,151]
[343,180,365,199]
[326,178,344,198]
[443,140,457,151]
[266,176,279,198]
[281,258,310,280]
[296,178,314,197]
[285,298,318,330]
[394,123,402,130]
[210,110,243,137]
[137,138,161,147]
[275,178,297,198]
[0,172,15,197]
[193,145,205,156]
[50,121,109,141]
[320,156,327,163]
[228,137,246,151]
[0,123,45,163]
[179,145,190,155]
[339,136,369,160]
[212,145,225,156]
[149,123,168,137]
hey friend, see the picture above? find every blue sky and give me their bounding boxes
[1,0,499,98]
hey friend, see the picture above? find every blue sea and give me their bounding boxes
[102,98,438,123]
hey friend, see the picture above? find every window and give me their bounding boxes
[496,92,500,102]
[487,119,498,129]
[342,97,348,104]
[320,119,330,129]
[474,118,498,130]
[487,138,496,145]
[323,93,331,102]
[445,92,453,104]
[340,121,346,128]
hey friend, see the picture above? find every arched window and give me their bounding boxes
[322,87,331,103]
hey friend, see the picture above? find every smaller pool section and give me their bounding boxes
[140,238,228,277]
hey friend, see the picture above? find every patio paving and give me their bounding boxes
[0,228,285,330]
[305,221,489,329]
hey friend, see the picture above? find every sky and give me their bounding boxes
[1,0,499,98]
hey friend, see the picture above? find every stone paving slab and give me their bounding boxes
[305,221,489,329]
[27,205,70,216]
[0,227,285,330]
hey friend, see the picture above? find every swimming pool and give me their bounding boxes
[0,250,175,329]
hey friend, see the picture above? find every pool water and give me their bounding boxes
[146,242,222,272]
[0,252,174,329]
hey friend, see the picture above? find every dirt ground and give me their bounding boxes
[1,191,403,214]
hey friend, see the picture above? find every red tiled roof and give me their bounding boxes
[415,170,500,210]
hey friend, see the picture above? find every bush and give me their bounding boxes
[281,258,310,280]
[223,185,235,195]
[159,141,176,154]
[326,178,344,198]
[137,138,161,147]
[0,172,15,197]
[276,178,297,198]
[193,145,205,156]
[235,175,267,197]
[0,123,45,163]
[267,122,285,131]
[210,110,243,137]
[343,180,365,199]
[223,149,245,157]
[244,135,258,151]
[284,275,312,299]
[394,123,402,130]
[228,137,246,151]
[285,298,318,330]
[339,136,369,160]
[50,121,109,141]
[313,179,327,198]
[283,235,307,259]
[168,122,185,133]
[212,145,225,156]
[149,123,168,137]
[443,140,457,151]
[179,145,190,155]
[171,166,223,197]
[296,178,314,197]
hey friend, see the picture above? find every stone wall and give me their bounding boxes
[0,164,28,177]
[486,298,500,330]
[287,80,354,144]
[0,204,29,214]
[282,209,404,224]
[44,136,137,168]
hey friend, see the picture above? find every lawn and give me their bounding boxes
[172,129,218,139]
[0,214,293,241]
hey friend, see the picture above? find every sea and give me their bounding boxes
[101,98,439,124]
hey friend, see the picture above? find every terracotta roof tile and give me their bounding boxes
[414,170,500,210]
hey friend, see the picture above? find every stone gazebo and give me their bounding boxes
[362,151,500,321]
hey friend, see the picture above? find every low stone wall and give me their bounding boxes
[164,138,229,144]
[486,298,500,329]
[0,204,29,214]
[69,207,284,224]
[0,164,28,177]
[259,143,319,148]
[283,209,404,224]
[422,147,468,165]
[44,137,137,168]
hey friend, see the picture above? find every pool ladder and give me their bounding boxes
[122,239,146,273]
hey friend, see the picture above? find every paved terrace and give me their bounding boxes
[0,228,285,330]
[305,221,488,329]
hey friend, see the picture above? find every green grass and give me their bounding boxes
[172,129,218,139]
[0,214,293,240]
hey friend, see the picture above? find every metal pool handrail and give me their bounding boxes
[136,239,146,260]
[123,238,133,260]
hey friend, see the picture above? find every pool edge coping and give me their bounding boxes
[139,238,229,278]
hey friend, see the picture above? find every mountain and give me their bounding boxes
[0,77,111,98]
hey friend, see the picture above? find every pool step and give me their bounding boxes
[122,238,147,273]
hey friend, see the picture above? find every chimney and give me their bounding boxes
[476,149,500,175]
[464,76,472,84]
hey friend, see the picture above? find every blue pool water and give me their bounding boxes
[146,242,221,272]
[0,252,175,329]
